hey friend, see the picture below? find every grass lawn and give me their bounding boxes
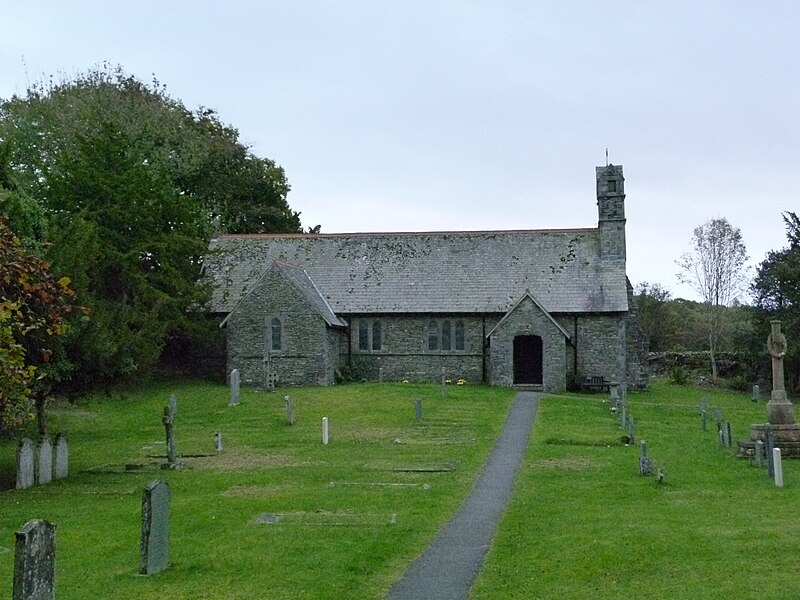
[0,381,514,599]
[472,381,800,600]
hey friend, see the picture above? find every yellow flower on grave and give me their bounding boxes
[457,379,466,386]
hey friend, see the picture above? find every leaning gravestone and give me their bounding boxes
[284,395,295,426]
[16,439,35,490]
[139,480,170,575]
[54,434,68,479]
[13,519,56,600]
[639,440,652,476]
[229,369,241,406]
[36,437,52,485]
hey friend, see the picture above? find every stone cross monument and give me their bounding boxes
[766,320,795,425]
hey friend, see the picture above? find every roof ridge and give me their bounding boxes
[217,227,597,240]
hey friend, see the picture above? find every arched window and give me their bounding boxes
[427,321,439,351]
[454,321,465,351]
[441,320,452,351]
[271,317,282,351]
[372,321,382,351]
[358,320,369,351]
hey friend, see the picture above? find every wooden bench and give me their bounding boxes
[580,376,610,393]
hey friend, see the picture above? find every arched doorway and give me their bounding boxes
[513,335,543,385]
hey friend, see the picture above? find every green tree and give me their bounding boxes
[0,64,301,390]
[677,217,749,381]
[0,217,76,432]
[752,212,800,391]
[634,282,678,352]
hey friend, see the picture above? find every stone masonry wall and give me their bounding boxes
[341,314,498,384]
[488,298,567,390]
[226,269,341,386]
[568,313,627,388]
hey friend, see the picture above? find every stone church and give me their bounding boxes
[204,164,648,392]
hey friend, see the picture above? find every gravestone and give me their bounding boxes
[699,398,708,414]
[16,438,35,490]
[36,437,52,485]
[13,519,56,600]
[639,440,652,476]
[711,407,723,426]
[284,395,295,426]
[765,424,775,478]
[440,367,447,397]
[54,434,68,479]
[322,417,329,445]
[229,369,241,406]
[610,384,620,402]
[168,394,178,417]
[751,384,761,402]
[773,448,784,487]
[139,480,170,575]
[754,440,765,468]
[701,408,707,432]
[720,421,732,448]
[620,403,627,429]
[161,406,180,469]
[414,398,422,422]
[627,414,636,443]
[214,432,223,453]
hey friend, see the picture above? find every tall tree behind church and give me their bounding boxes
[0,65,301,390]
[676,217,749,381]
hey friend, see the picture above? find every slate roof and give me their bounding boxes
[221,260,347,328]
[205,227,629,315]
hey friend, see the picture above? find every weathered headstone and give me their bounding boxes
[36,437,52,485]
[765,424,775,478]
[139,480,170,575]
[639,440,652,476]
[214,432,223,453]
[751,384,761,403]
[773,448,784,487]
[720,421,732,448]
[414,397,422,422]
[229,368,241,406]
[627,414,636,444]
[168,393,178,417]
[16,438,35,490]
[610,384,620,402]
[54,434,68,479]
[699,398,708,414]
[284,395,295,426]
[701,408,707,432]
[620,403,627,429]
[161,406,180,469]
[13,519,56,600]
[754,440,765,468]
[322,416,329,445]
[440,367,447,397]
[711,407,723,426]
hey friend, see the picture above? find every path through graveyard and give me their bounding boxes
[387,391,540,600]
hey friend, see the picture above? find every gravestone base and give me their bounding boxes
[738,424,800,458]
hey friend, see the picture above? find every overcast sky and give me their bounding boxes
[2,1,798,301]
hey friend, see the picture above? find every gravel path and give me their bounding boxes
[387,392,541,600]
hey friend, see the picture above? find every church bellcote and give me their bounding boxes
[596,164,626,261]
